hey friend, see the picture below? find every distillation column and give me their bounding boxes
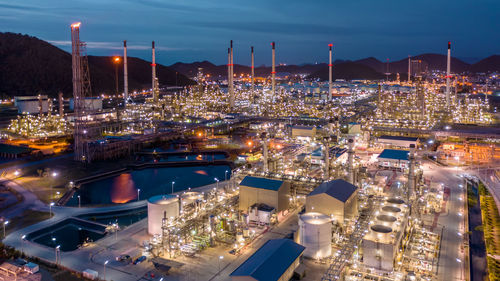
[408,144,416,201]
[261,132,268,173]
[347,139,354,184]
[324,137,330,180]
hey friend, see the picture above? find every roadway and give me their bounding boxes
[420,160,467,280]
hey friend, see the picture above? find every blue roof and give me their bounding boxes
[240,176,284,191]
[378,149,409,161]
[378,135,418,142]
[230,239,305,280]
[308,179,358,202]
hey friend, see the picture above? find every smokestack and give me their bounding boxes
[328,44,333,101]
[261,132,268,173]
[229,40,235,109]
[123,40,128,104]
[251,46,254,100]
[347,139,354,184]
[377,84,381,106]
[38,94,43,115]
[408,144,416,201]
[324,137,330,180]
[58,92,64,116]
[152,41,158,103]
[446,41,451,107]
[271,42,276,96]
[408,55,411,83]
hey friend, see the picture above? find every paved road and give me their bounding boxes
[421,161,466,280]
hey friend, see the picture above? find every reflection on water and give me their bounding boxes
[111,174,137,203]
[67,165,231,206]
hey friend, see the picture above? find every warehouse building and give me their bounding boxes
[230,239,305,281]
[377,149,410,169]
[291,125,316,140]
[14,96,48,114]
[239,176,290,217]
[377,135,419,148]
[306,179,358,225]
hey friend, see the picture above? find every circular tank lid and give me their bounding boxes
[371,225,392,233]
[148,194,178,205]
[382,206,401,213]
[386,197,405,205]
[300,212,331,225]
[377,215,397,222]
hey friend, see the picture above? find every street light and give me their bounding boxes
[104,260,109,280]
[49,202,55,218]
[214,178,219,189]
[218,255,224,272]
[171,181,175,194]
[77,195,81,208]
[21,234,26,255]
[55,245,60,264]
[51,172,58,199]
[2,221,8,238]
[137,189,140,201]
[225,170,229,181]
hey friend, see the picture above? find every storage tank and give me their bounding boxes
[148,194,179,236]
[298,212,332,259]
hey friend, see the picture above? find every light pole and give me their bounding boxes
[225,170,229,182]
[21,234,26,255]
[171,181,175,194]
[49,202,54,218]
[55,245,60,264]
[104,260,109,280]
[52,172,58,199]
[218,255,224,273]
[3,220,9,238]
[78,195,81,208]
[137,189,140,201]
[214,178,219,190]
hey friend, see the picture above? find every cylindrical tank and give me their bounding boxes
[148,195,179,236]
[182,191,202,206]
[298,212,332,259]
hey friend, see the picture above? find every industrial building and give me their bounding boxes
[296,212,332,259]
[230,239,305,281]
[14,96,49,114]
[147,194,180,236]
[362,197,409,271]
[239,176,290,216]
[69,97,103,111]
[305,179,358,225]
[291,125,316,140]
[377,149,410,169]
[377,135,419,148]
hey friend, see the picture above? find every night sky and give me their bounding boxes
[0,0,498,66]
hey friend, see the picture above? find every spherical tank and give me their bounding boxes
[298,212,332,259]
[148,194,179,236]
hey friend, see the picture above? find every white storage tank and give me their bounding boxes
[298,212,332,259]
[148,194,179,236]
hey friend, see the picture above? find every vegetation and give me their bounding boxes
[478,183,500,281]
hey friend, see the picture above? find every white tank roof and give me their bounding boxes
[300,212,331,225]
[148,194,177,205]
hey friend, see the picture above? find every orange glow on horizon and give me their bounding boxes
[71,22,81,28]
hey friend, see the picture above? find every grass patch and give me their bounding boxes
[4,209,51,237]
[479,185,500,281]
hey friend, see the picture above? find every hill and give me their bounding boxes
[0,32,194,98]
[469,55,500,73]
[306,62,386,81]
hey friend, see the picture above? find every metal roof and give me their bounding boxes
[230,239,305,280]
[308,179,358,202]
[378,149,409,161]
[240,176,284,191]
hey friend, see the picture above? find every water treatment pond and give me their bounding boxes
[66,165,231,206]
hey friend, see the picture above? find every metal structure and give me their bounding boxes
[71,22,93,162]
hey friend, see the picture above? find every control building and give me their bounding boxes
[239,176,290,217]
[305,179,358,225]
[377,149,410,169]
[230,239,305,281]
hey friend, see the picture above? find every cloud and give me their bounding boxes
[47,40,182,51]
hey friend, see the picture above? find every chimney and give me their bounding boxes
[58,92,64,116]
[271,42,276,96]
[152,41,158,103]
[446,41,451,107]
[347,139,354,184]
[251,46,255,100]
[229,40,235,109]
[408,55,411,84]
[328,44,333,101]
[123,40,128,105]
[38,94,43,115]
